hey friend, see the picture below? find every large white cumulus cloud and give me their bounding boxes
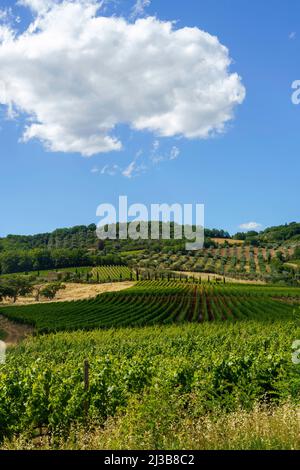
[0,0,245,156]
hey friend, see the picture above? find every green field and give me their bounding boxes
[1,320,300,448]
[120,250,146,256]
[1,281,299,333]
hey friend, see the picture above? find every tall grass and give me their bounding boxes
[2,403,300,450]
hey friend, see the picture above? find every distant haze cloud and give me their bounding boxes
[239,222,262,231]
[0,0,245,156]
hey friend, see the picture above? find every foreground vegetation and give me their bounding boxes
[0,320,300,448]
[3,403,299,450]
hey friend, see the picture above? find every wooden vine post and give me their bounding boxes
[84,359,90,420]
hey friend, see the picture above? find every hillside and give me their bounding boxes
[0,222,299,284]
[234,222,300,245]
[1,221,299,252]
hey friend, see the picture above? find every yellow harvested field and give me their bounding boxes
[0,282,135,306]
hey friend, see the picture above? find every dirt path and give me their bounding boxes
[0,315,34,346]
[174,271,266,285]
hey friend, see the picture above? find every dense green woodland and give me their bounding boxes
[0,224,225,252]
[1,221,299,253]
[0,224,226,274]
[0,248,124,274]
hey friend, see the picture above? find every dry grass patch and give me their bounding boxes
[0,282,135,306]
[212,238,244,246]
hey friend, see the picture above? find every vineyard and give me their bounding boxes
[125,244,299,282]
[1,281,299,333]
[0,320,300,448]
[0,265,134,285]
[91,265,133,282]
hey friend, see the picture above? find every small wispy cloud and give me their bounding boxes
[0,7,21,45]
[289,32,296,40]
[151,154,164,164]
[121,148,147,178]
[0,10,7,21]
[122,160,136,178]
[91,142,179,179]
[101,164,121,176]
[239,222,262,231]
[18,0,54,14]
[91,164,121,176]
[1,6,22,27]
[91,154,146,179]
[150,140,181,164]
[135,149,143,158]
[0,7,15,31]
[130,0,151,19]
[98,0,120,14]
[170,146,180,160]
[153,140,160,151]
[150,140,163,163]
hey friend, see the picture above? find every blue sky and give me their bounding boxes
[0,0,299,237]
